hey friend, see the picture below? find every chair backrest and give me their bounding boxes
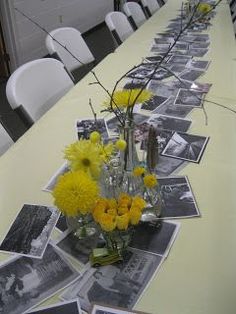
[45,27,95,73]
[141,0,160,17]
[105,11,134,46]
[6,58,74,123]
[123,2,147,29]
[0,124,13,156]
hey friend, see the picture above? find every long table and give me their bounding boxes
[1,1,236,313]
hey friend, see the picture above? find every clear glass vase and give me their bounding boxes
[66,213,98,239]
[141,185,163,223]
[102,228,133,252]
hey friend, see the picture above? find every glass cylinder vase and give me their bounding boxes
[102,228,133,252]
[66,213,98,239]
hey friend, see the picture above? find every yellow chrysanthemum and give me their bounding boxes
[198,3,212,14]
[133,166,146,177]
[116,213,130,230]
[52,171,99,217]
[129,208,142,225]
[143,174,158,189]
[99,213,116,232]
[64,140,103,178]
[104,89,152,109]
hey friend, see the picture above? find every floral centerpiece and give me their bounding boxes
[52,87,162,251]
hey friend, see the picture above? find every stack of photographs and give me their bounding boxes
[60,221,179,312]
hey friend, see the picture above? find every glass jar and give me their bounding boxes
[66,213,98,239]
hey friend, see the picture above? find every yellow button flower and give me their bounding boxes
[90,131,101,143]
[115,139,127,151]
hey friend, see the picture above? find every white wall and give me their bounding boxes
[1,0,114,71]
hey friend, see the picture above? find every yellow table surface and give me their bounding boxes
[1,0,236,313]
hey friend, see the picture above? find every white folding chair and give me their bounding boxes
[45,27,95,78]
[105,11,134,46]
[123,2,147,29]
[0,123,13,156]
[6,58,74,124]
[141,0,160,17]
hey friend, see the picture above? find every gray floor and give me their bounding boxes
[0,23,115,142]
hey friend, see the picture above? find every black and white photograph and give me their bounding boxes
[141,95,168,112]
[106,114,147,136]
[123,78,148,90]
[129,221,180,257]
[147,81,179,98]
[0,204,60,258]
[56,213,68,233]
[189,81,212,93]
[147,114,192,132]
[61,249,163,312]
[174,88,205,107]
[155,155,185,177]
[152,96,193,118]
[28,299,81,314]
[76,118,109,141]
[192,34,210,42]
[90,303,149,314]
[158,176,200,219]
[0,243,80,314]
[167,55,192,65]
[144,55,163,63]
[154,37,173,45]
[187,60,210,71]
[150,43,170,53]
[168,63,187,74]
[126,65,153,80]
[55,230,105,266]
[179,69,205,82]
[190,42,210,49]
[43,162,69,192]
[161,131,209,163]
[186,48,208,58]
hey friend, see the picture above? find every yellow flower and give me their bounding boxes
[132,196,146,210]
[116,213,129,230]
[118,193,132,207]
[99,213,116,232]
[99,142,114,162]
[104,89,152,109]
[52,171,99,217]
[133,166,146,177]
[115,139,127,151]
[90,131,101,143]
[64,140,102,178]
[129,208,142,225]
[198,3,212,14]
[118,206,129,215]
[143,174,158,188]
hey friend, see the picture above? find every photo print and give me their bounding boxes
[56,213,68,233]
[190,42,210,49]
[186,48,208,58]
[0,244,79,314]
[61,249,163,312]
[147,114,192,133]
[55,230,105,266]
[123,78,148,90]
[76,118,109,141]
[179,69,205,82]
[43,162,69,192]
[155,155,185,177]
[161,131,209,163]
[147,81,179,98]
[174,88,205,107]
[158,176,200,218]
[90,303,149,314]
[129,221,180,257]
[141,95,168,112]
[0,204,60,258]
[126,65,153,80]
[187,60,210,70]
[152,96,193,118]
[28,299,81,314]
[167,55,192,65]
